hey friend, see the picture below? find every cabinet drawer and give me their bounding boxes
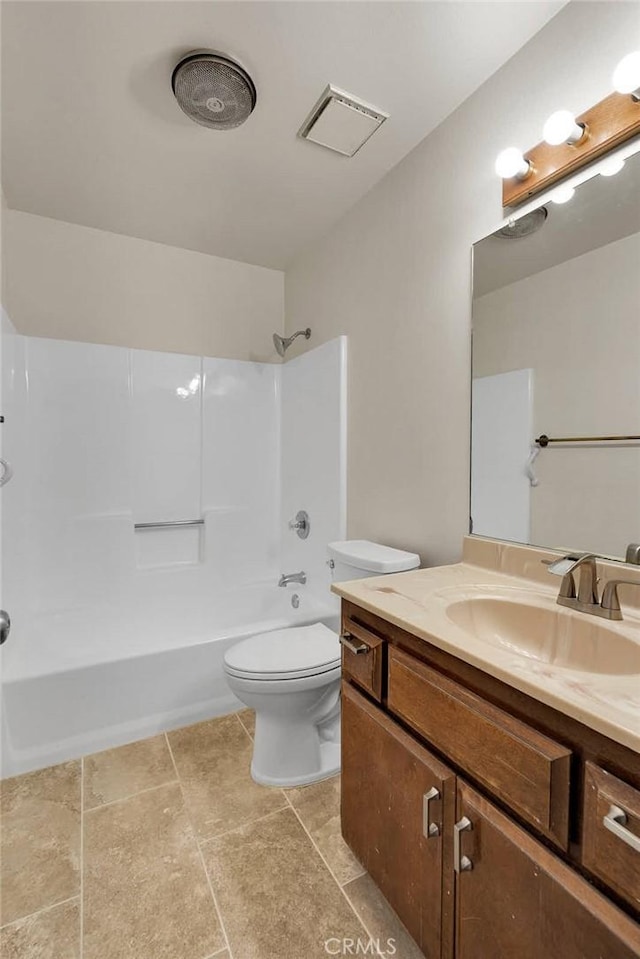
[387,646,571,848]
[340,618,384,702]
[583,762,640,911]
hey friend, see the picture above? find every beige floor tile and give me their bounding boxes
[83,735,176,809]
[285,776,365,885]
[83,782,224,959]
[237,709,255,738]
[0,898,80,959]
[0,761,81,925]
[167,715,286,840]
[343,873,424,959]
[201,807,367,959]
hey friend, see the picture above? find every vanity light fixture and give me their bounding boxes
[496,51,640,208]
[599,155,625,177]
[494,148,531,181]
[613,51,640,101]
[550,184,575,204]
[542,110,586,146]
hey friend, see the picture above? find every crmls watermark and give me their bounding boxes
[324,937,397,956]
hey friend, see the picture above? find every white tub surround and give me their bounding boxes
[0,333,347,777]
[280,337,348,613]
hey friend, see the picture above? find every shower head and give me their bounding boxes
[273,328,311,357]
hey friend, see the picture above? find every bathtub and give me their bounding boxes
[0,584,338,778]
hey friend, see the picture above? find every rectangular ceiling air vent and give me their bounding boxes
[298,85,388,157]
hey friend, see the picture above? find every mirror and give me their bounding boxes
[471,148,640,561]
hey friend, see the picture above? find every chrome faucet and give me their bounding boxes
[546,553,599,609]
[278,571,307,587]
[545,553,640,621]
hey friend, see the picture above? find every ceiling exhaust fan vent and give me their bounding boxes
[298,85,388,157]
[172,52,256,130]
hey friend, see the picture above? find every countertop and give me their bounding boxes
[332,544,640,753]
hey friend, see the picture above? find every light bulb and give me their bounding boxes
[613,51,640,99]
[599,156,625,177]
[550,185,575,205]
[543,110,585,146]
[495,148,530,180]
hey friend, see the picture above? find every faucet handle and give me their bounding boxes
[545,553,599,606]
[625,543,640,566]
[543,555,580,600]
[600,579,640,620]
[544,555,579,576]
[288,510,310,540]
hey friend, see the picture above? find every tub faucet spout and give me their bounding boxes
[278,571,307,587]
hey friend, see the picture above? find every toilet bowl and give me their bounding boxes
[225,623,341,786]
[224,540,420,787]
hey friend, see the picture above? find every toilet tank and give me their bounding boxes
[327,540,420,582]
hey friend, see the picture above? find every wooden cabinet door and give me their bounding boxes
[455,781,640,959]
[341,681,455,959]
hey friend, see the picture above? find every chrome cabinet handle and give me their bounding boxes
[423,787,441,838]
[454,816,473,873]
[339,633,369,655]
[604,805,640,853]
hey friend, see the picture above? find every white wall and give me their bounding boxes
[473,232,640,558]
[280,337,347,612]
[284,2,637,566]
[2,210,284,361]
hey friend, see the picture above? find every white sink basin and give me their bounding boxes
[446,595,640,676]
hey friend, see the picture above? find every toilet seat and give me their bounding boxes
[224,623,340,681]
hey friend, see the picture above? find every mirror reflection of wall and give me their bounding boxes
[471,148,640,561]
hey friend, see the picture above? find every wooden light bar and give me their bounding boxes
[502,92,640,208]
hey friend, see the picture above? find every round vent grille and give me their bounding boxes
[494,207,548,239]
[172,53,256,130]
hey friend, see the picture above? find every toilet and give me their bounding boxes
[224,540,420,787]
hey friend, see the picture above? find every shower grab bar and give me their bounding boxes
[134,519,204,530]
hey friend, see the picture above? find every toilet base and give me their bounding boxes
[251,740,340,787]
[227,670,342,788]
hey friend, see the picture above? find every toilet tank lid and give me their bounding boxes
[327,540,420,573]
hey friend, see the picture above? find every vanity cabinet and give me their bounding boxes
[340,600,640,959]
[342,682,455,957]
[455,781,640,959]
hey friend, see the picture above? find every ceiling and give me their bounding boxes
[473,149,640,298]
[2,1,563,270]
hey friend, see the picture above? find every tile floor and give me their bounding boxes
[0,710,423,959]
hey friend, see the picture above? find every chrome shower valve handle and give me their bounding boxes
[288,510,310,539]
